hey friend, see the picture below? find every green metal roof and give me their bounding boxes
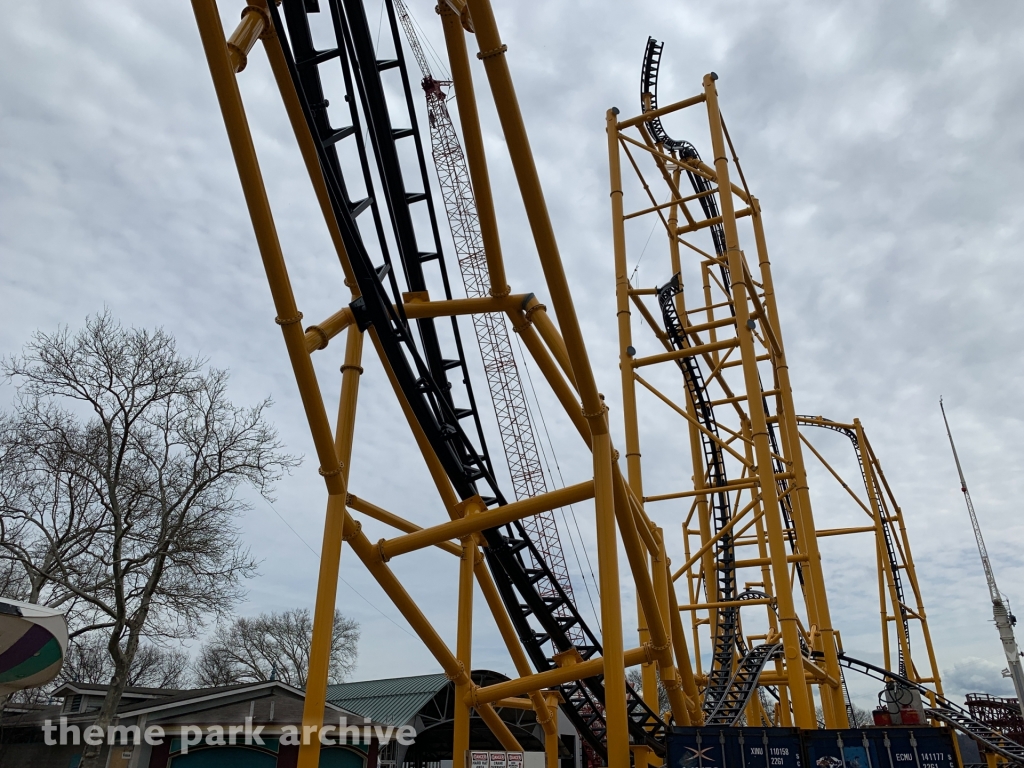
[326,672,449,727]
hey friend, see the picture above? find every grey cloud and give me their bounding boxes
[944,656,1018,699]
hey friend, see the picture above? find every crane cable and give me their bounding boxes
[513,331,604,635]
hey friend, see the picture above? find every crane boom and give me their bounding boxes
[392,0,434,83]
[940,398,1024,716]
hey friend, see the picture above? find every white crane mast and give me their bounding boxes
[940,398,1024,716]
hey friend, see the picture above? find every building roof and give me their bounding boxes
[326,672,449,726]
[4,680,371,729]
[51,681,179,700]
[116,681,301,716]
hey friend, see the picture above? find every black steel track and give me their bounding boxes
[643,40,804,584]
[647,37,806,729]
[640,38,699,158]
[267,1,664,757]
[646,37,809,725]
[704,642,782,725]
[797,416,911,677]
[839,653,1024,766]
[657,276,740,717]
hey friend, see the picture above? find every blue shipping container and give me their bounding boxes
[669,727,958,768]
[668,727,803,768]
[801,728,957,768]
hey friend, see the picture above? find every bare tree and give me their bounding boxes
[758,687,778,725]
[127,644,191,689]
[626,667,669,716]
[194,609,359,688]
[0,313,296,767]
[850,704,875,727]
[59,635,190,689]
[0,557,29,601]
[815,703,875,727]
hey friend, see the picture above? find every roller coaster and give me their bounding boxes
[187,2,1024,767]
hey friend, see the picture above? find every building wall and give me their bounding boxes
[149,740,368,768]
[0,741,111,768]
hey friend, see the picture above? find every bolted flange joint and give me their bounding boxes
[477,44,508,60]
[341,520,361,542]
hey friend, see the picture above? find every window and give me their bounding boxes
[64,694,84,713]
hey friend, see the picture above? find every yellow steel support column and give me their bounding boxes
[190,7,351,766]
[300,493,348,768]
[665,177,701,719]
[458,11,631,751]
[702,73,814,727]
[594,429,631,768]
[876,522,893,672]
[635,586,657,760]
[746,688,766,727]
[474,556,561,763]
[669,168,683,277]
[746,424,792,726]
[298,326,366,768]
[439,5,508,297]
[453,535,476,762]
[543,692,562,768]
[684,379,718,653]
[666,572,699,723]
[610,473,689,722]
[337,327,364,473]
[608,108,659,751]
[607,109,644,538]
[681,530,704,682]
[599,133,694,717]
[865,435,944,694]
[652,527,677,731]
[749,200,846,726]
[190,2,343,490]
[464,0,604,418]
[653,528,673,662]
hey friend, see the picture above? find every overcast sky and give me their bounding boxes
[2,0,1023,710]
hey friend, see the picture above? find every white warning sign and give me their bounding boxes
[489,752,508,768]
[467,751,489,768]
[506,752,524,768]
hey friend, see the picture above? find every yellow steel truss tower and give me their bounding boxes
[609,78,846,730]
[609,70,944,732]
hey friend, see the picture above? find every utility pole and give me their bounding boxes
[940,398,1024,716]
